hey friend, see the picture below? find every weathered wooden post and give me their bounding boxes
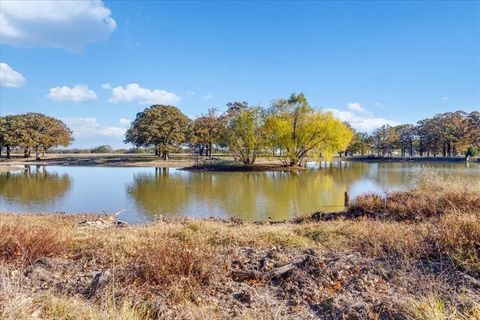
[344,191,350,208]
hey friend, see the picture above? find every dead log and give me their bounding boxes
[231,261,298,282]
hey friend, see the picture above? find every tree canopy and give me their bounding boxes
[124,105,190,160]
[223,106,265,165]
[0,113,73,159]
[347,110,479,158]
[190,108,223,158]
[263,93,353,166]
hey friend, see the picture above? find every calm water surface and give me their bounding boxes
[1,162,478,224]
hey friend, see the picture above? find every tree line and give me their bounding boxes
[125,93,353,166]
[0,113,73,159]
[346,110,479,160]
[1,94,478,164]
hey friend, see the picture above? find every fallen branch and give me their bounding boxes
[231,261,299,281]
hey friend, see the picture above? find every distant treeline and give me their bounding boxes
[47,145,151,154]
[346,111,479,159]
[1,94,479,164]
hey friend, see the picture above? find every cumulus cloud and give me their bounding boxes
[347,102,366,113]
[0,62,26,88]
[324,104,398,132]
[101,83,112,90]
[0,0,116,52]
[47,85,97,102]
[62,117,126,138]
[202,94,213,100]
[108,83,181,105]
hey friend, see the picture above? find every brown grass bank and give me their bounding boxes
[0,177,479,319]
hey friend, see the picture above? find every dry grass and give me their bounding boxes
[0,219,68,265]
[350,174,480,220]
[122,239,219,290]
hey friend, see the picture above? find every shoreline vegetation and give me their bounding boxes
[0,153,478,173]
[1,175,479,319]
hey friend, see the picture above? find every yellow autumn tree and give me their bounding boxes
[262,93,353,166]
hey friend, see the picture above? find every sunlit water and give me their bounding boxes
[1,162,478,224]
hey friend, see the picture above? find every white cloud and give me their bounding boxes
[347,102,366,113]
[0,62,26,88]
[101,83,112,90]
[441,97,449,101]
[0,0,116,52]
[119,118,131,126]
[374,102,384,108]
[202,94,213,100]
[109,83,181,105]
[47,84,97,102]
[324,106,398,132]
[62,117,126,138]
[98,127,126,137]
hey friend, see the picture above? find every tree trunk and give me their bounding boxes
[162,151,169,161]
[6,146,10,159]
[208,142,213,159]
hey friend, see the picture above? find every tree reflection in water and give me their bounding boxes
[0,166,71,205]
[126,164,378,221]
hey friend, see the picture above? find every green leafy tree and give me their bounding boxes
[466,111,480,150]
[23,113,73,159]
[223,107,265,165]
[395,124,417,157]
[125,105,190,160]
[0,113,72,159]
[90,145,114,153]
[190,108,223,158]
[371,125,398,157]
[346,131,370,156]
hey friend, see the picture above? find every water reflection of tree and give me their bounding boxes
[127,168,190,216]
[127,167,373,221]
[0,166,71,205]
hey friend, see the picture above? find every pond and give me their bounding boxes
[0,162,478,224]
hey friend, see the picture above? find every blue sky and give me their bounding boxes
[1,0,479,148]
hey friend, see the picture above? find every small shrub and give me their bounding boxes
[122,239,219,290]
[429,212,480,275]
[0,223,67,264]
[350,175,480,220]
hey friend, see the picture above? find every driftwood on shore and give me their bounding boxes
[231,254,316,282]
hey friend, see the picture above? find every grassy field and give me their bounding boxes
[0,175,479,319]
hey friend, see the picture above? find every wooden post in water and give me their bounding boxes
[344,191,350,208]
